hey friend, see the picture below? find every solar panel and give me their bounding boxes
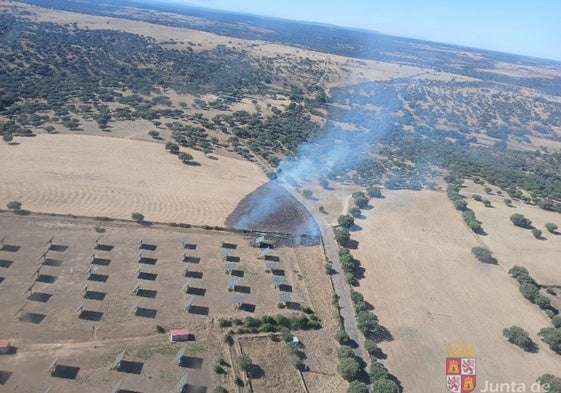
[255,235,265,245]
[178,236,188,245]
[48,357,58,374]
[224,262,236,272]
[175,346,186,363]
[136,252,143,261]
[132,301,140,312]
[31,266,42,278]
[111,350,126,370]
[279,292,291,303]
[81,285,88,295]
[221,248,232,257]
[24,282,36,295]
[227,277,241,289]
[74,302,84,315]
[260,247,271,257]
[46,235,55,245]
[265,261,278,271]
[176,373,189,391]
[110,380,122,393]
[14,302,27,318]
[185,297,194,310]
[232,294,245,305]
[272,276,284,286]
[86,267,92,278]
[92,236,101,247]
[183,281,191,292]
[132,284,140,295]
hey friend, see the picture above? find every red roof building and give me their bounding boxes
[0,340,10,355]
[170,329,191,342]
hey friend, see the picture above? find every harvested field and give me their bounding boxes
[460,180,561,286]
[352,190,561,392]
[0,213,332,392]
[0,134,267,226]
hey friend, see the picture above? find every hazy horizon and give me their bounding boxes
[134,0,561,62]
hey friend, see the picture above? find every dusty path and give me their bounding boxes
[281,183,368,361]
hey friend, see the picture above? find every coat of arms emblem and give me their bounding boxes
[446,344,476,393]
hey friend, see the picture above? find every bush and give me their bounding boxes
[535,294,551,309]
[372,378,400,393]
[302,189,313,199]
[337,357,360,381]
[545,223,558,233]
[349,206,361,218]
[369,360,389,383]
[454,199,468,211]
[219,318,232,328]
[503,326,533,351]
[520,283,540,302]
[510,213,532,228]
[131,212,144,222]
[214,364,226,374]
[335,328,350,345]
[537,374,561,393]
[532,228,543,239]
[538,327,561,353]
[347,381,369,393]
[504,198,513,206]
[551,315,561,328]
[338,214,355,228]
[471,247,494,264]
[6,200,22,211]
[366,187,383,198]
[472,194,482,201]
[148,130,159,138]
[334,228,351,246]
[482,199,492,207]
[352,191,369,208]
[508,265,529,279]
[337,345,355,359]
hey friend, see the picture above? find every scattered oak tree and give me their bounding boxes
[131,212,144,222]
[545,223,558,233]
[503,326,534,351]
[471,246,495,264]
[6,200,22,211]
[510,213,532,228]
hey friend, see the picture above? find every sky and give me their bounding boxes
[156,0,561,61]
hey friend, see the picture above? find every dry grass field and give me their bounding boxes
[351,190,561,392]
[0,212,340,392]
[0,134,266,226]
[460,180,561,286]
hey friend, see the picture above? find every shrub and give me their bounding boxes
[532,228,543,239]
[214,387,228,393]
[520,283,540,302]
[503,326,533,351]
[349,206,361,218]
[369,360,389,383]
[545,223,558,233]
[337,345,355,359]
[6,200,22,211]
[504,198,513,206]
[538,327,561,353]
[131,212,144,222]
[510,213,532,228]
[454,199,468,211]
[335,328,350,345]
[535,294,551,309]
[302,189,313,199]
[366,187,383,198]
[337,357,360,381]
[472,194,482,201]
[347,381,369,393]
[551,315,561,328]
[471,247,494,263]
[482,199,492,207]
[536,374,561,393]
[372,378,400,393]
[338,214,355,228]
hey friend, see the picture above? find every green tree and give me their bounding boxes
[148,130,159,138]
[357,311,379,336]
[214,387,228,393]
[538,327,561,353]
[349,206,361,218]
[165,141,179,153]
[545,223,558,233]
[238,354,253,374]
[319,178,329,189]
[352,191,369,208]
[551,315,561,328]
[510,213,532,228]
[337,345,355,359]
[347,381,369,393]
[502,326,533,351]
[471,247,494,264]
[535,294,551,309]
[334,228,351,246]
[454,198,468,211]
[337,357,360,381]
[472,194,482,201]
[532,228,543,239]
[131,212,144,222]
[303,189,313,199]
[178,152,194,163]
[504,198,513,206]
[372,378,400,393]
[482,199,492,207]
[508,265,529,279]
[3,134,13,143]
[520,282,539,302]
[369,360,389,383]
[366,187,383,198]
[7,200,22,211]
[338,214,355,228]
[537,374,561,393]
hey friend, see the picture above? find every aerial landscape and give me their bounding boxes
[1,1,561,392]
